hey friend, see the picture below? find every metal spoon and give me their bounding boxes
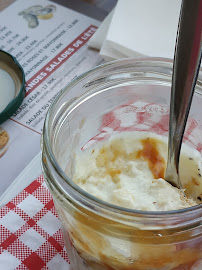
[165,0,202,189]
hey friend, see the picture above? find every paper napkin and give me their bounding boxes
[88,0,181,60]
[88,10,114,51]
[0,175,70,270]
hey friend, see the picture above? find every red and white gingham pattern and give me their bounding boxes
[84,100,202,152]
[0,175,70,270]
[1,100,201,270]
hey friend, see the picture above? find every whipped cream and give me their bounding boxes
[73,132,202,211]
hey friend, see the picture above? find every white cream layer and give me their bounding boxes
[73,132,202,211]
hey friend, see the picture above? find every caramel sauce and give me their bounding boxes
[96,137,166,180]
[98,248,201,270]
[107,168,121,177]
[136,138,165,179]
[69,217,201,270]
[59,198,201,270]
[184,182,194,197]
[192,177,199,186]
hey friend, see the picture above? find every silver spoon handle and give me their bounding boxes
[166,0,202,188]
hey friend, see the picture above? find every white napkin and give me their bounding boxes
[88,0,182,60]
[88,9,114,51]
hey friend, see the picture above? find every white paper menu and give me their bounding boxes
[0,0,102,196]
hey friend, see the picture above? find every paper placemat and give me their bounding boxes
[0,175,70,270]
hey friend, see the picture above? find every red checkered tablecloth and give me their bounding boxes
[0,175,70,270]
[83,100,202,152]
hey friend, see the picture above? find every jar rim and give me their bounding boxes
[42,57,202,220]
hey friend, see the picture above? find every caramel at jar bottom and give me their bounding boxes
[54,200,202,270]
[61,224,202,270]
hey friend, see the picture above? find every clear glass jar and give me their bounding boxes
[42,58,202,270]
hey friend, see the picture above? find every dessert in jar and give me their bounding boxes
[42,58,202,270]
[59,132,202,270]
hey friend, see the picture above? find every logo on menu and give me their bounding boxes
[18,5,56,28]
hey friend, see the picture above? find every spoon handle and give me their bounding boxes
[165,0,202,188]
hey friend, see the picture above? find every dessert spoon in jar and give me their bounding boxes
[165,0,202,190]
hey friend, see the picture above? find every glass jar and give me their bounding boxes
[42,58,202,270]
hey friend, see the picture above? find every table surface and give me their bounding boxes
[0,0,14,11]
